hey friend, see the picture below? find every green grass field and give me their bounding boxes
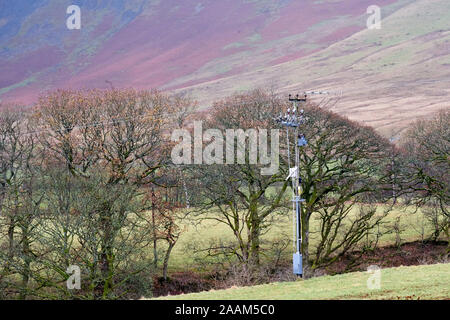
[168,204,442,273]
[154,263,450,300]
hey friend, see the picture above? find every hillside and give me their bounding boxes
[1,0,449,134]
[154,263,450,300]
[177,0,450,136]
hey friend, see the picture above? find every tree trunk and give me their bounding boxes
[97,208,115,300]
[151,189,158,269]
[98,245,114,299]
[248,201,260,266]
[162,242,175,281]
[444,222,449,255]
[5,220,15,273]
[19,225,31,300]
[249,225,260,266]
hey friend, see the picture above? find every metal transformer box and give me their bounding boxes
[293,252,303,276]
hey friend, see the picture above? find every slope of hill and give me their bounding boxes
[153,263,450,300]
[1,0,449,134]
[177,0,450,136]
[1,0,392,101]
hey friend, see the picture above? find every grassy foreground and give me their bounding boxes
[154,263,450,300]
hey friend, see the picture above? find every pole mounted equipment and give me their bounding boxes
[275,90,335,276]
[274,93,309,277]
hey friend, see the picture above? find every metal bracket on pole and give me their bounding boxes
[293,196,305,202]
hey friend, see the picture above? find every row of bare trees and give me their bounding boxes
[181,90,399,279]
[0,89,193,299]
[181,90,448,278]
[0,88,447,298]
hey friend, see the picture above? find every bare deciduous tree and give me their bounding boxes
[298,104,394,277]
[400,110,449,246]
[186,89,291,267]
